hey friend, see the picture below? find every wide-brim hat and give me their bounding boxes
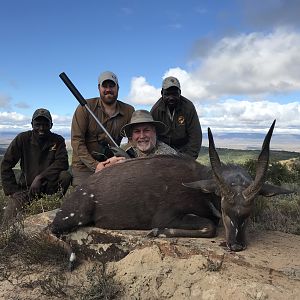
[121,110,166,137]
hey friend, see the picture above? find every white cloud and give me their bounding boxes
[128,77,160,105]
[128,28,300,103]
[1,29,300,147]
[197,100,300,134]
[0,111,28,124]
[0,111,72,133]
[126,28,300,137]
[163,67,211,100]
[196,28,300,97]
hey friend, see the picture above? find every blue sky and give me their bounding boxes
[1,0,300,150]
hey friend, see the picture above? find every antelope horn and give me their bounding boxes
[242,120,276,204]
[208,127,235,203]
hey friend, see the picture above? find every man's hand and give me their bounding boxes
[95,156,126,173]
[110,146,131,159]
[29,175,43,195]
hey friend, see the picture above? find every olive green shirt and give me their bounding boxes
[71,97,134,172]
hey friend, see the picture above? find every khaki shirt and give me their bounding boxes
[71,97,134,172]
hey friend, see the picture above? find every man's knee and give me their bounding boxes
[2,191,30,225]
[59,170,72,193]
[43,171,72,196]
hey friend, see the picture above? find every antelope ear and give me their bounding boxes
[259,183,294,197]
[182,180,217,193]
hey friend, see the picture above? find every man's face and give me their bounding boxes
[32,117,52,139]
[131,123,157,153]
[98,80,119,105]
[162,86,180,110]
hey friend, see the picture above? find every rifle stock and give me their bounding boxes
[59,72,130,159]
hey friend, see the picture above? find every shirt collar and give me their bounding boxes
[98,98,125,117]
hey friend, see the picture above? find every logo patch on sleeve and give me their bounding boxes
[50,144,57,151]
[178,116,185,125]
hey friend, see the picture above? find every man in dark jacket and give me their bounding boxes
[150,76,202,159]
[1,108,71,224]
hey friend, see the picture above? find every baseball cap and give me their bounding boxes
[32,108,52,123]
[98,71,119,86]
[162,76,181,90]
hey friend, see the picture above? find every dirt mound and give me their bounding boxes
[0,210,299,299]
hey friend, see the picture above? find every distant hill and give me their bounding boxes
[1,145,299,167]
[0,148,6,156]
[1,131,300,152]
[197,146,300,165]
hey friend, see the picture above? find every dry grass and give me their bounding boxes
[0,219,123,299]
[0,188,123,299]
[0,157,299,298]
[250,189,300,235]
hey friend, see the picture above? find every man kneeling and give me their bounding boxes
[1,108,72,226]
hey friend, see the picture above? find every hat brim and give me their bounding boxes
[32,115,52,123]
[121,121,166,137]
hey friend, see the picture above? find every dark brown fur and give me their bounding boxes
[51,155,220,237]
[50,121,293,254]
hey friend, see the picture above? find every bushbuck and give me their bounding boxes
[50,120,291,254]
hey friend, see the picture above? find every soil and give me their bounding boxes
[0,210,299,300]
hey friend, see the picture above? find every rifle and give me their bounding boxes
[59,72,130,159]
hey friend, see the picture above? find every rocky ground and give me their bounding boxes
[0,210,299,300]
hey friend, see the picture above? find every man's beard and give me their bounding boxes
[101,92,117,105]
[136,139,156,153]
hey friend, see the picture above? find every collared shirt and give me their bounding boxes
[71,97,134,171]
[0,131,69,195]
[150,95,202,159]
[122,140,177,158]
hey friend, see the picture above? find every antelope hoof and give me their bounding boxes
[228,243,246,252]
[147,228,160,237]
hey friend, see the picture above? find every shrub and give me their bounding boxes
[242,159,300,185]
[267,162,291,185]
[77,263,123,300]
[24,191,65,216]
[238,160,300,234]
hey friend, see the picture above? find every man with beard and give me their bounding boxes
[94,110,177,173]
[150,76,202,159]
[71,71,134,186]
[1,108,71,224]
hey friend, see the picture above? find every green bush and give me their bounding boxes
[241,159,300,185]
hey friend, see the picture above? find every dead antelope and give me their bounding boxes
[49,119,292,265]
